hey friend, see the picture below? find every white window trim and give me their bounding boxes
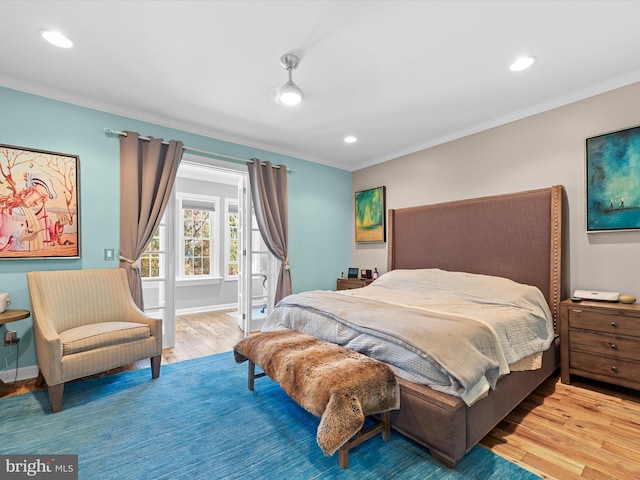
[175,276,222,286]
[176,192,220,282]
[140,221,166,281]
[224,198,239,281]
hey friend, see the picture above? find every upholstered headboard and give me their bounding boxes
[387,185,566,331]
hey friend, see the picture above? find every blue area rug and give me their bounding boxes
[0,352,539,479]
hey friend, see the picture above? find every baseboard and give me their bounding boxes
[176,303,236,315]
[0,364,39,382]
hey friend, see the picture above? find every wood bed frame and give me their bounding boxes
[385,185,567,467]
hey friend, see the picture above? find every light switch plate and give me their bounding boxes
[104,248,115,261]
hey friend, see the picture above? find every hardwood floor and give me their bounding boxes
[161,310,244,364]
[3,310,639,479]
[0,310,244,398]
[484,374,640,479]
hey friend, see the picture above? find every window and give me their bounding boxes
[183,209,211,276]
[178,193,219,280]
[225,199,239,279]
[141,193,236,283]
[140,223,164,279]
[140,218,168,318]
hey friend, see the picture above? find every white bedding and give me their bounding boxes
[261,269,554,406]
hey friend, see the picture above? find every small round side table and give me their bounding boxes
[0,309,30,395]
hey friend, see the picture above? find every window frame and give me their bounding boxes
[176,192,220,283]
[224,198,239,281]
[139,223,165,280]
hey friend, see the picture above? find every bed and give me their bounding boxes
[263,185,566,467]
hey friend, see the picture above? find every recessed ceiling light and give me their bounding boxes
[509,56,536,72]
[41,30,73,49]
[344,135,358,144]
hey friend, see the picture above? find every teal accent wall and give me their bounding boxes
[0,86,352,373]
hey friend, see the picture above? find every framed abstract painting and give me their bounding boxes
[355,186,386,243]
[586,126,640,232]
[0,144,80,258]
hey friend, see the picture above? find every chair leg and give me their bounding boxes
[48,384,64,413]
[35,370,47,388]
[150,355,161,379]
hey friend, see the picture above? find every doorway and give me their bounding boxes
[140,155,276,348]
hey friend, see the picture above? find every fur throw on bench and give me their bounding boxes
[234,329,399,456]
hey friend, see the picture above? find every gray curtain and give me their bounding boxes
[120,131,183,309]
[247,159,291,303]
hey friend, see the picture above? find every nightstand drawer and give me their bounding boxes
[570,351,640,385]
[570,330,640,362]
[568,308,640,337]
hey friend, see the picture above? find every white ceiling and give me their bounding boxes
[3,1,640,171]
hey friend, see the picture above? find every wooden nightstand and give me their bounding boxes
[560,299,640,390]
[336,278,374,290]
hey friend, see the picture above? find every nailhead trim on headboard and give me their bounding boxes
[550,185,564,333]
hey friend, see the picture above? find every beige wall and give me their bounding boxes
[353,81,640,297]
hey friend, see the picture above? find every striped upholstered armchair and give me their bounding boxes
[27,268,162,412]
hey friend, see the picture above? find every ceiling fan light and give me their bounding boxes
[277,53,304,106]
[279,81,303,106]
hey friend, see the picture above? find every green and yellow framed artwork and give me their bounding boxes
[355,186,386,243]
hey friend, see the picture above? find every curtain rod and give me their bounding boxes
[103,128,293,172]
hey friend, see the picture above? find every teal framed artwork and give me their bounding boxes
[355,186,386,243]
[586,125,640,232]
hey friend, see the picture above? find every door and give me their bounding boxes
[139,186,177,348]
[141,159,275,343]
[238,175,275,334]
[237,175,250,334]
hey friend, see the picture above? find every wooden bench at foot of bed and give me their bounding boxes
[233,329,400,469]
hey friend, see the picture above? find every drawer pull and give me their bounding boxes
[610,321,618,327]
[609,344,618,350]
[611,366,618,372]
